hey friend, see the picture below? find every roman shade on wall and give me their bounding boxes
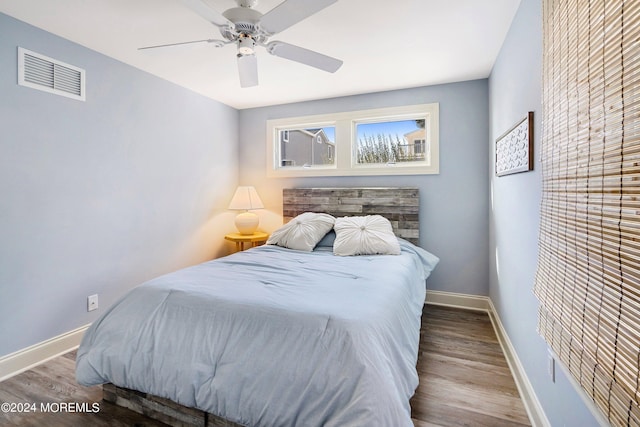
[534,0,640,426]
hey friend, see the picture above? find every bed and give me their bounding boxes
[75,187,438,427]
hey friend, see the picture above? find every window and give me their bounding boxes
[276,127,336,169]
[267,104,438,177]
[355,120,428,165]
[413,139,426,155]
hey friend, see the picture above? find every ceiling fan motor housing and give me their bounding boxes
[223,7,262,29]
[221,6,265,43]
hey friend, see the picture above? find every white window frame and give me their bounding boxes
[266,103,439,177]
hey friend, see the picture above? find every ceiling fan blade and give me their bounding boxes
[181,0,232,27]
[238,54,258,88]
[259,0,338,35]
[138,39,225,51]
[266,41,343,73]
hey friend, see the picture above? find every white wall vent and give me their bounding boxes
[18,47,86,101]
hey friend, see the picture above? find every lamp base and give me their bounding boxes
[235,211,259,235]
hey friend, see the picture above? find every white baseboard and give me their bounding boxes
[486,299,550,427]
[425,289,490,311]
[425,291,549,427]
[0,324,89,382]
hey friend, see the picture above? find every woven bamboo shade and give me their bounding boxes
[535,0,640,425]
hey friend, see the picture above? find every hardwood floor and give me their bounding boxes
[411,306,531,427]
[0,305,530,426]
[0,351,165,427]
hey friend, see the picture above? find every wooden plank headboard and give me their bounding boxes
[283,187,419,245]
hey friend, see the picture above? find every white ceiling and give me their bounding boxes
[0,0,521,109]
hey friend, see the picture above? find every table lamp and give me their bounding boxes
[228,186,264,235]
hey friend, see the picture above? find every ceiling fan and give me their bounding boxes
[140,0,343,88]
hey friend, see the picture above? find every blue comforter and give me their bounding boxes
[76,240,439,426]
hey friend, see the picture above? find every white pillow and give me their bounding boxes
[333,215,401,256]
[267,212,335,251]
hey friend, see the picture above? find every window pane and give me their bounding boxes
[278,127,336,168]
[355,119,428,165]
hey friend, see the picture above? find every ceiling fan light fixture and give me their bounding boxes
[237,0,258,7]
[238,35,256,55]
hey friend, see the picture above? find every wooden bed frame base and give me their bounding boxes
[103,383,244,427]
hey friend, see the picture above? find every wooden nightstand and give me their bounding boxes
[224,231,269,252]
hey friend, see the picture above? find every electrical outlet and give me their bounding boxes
[547,350,555,383]
[87,294,99,312]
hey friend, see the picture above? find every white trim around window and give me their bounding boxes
[266,103,439,177]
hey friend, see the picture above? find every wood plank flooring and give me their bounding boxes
[411,305,531,427]
[0,305,530,426]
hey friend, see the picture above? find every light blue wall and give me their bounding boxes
[488,1,600,425]
[239,80,490,295]
[0,13,240,357]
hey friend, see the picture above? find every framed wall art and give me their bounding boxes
[495,112,533,176]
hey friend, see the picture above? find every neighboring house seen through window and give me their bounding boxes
[278,127,336,168]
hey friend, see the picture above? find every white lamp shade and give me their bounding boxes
[228,186,264,211]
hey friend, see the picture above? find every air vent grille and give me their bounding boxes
[18,47,85,101]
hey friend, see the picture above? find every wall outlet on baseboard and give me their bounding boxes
[87,294,98,312]
[547,350,555,383]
